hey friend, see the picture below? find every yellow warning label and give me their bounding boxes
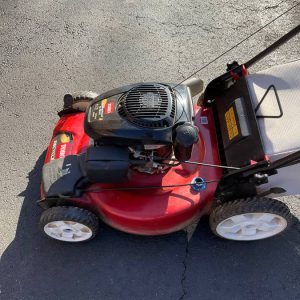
[98,99,107,120]
[102,99,107,108]
[225,107,239,140]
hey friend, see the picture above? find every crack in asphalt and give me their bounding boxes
[179,233,189,300]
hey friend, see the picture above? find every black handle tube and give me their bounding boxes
[245,24,300,68]
[267,149,300,171]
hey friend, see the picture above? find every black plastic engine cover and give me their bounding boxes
[85,146,129,183]
[84,83,194,146]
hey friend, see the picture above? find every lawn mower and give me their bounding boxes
[38,17,300,242]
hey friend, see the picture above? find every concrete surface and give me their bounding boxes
[0,0,299,299]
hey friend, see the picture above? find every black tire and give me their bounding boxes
[40,206,99,242]
[58,91,99,116]
[209,197,293,241]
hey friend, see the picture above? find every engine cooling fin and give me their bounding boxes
[118,84,175,128]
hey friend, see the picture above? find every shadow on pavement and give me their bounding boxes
[0,151,186,300]
[1,152,299,300]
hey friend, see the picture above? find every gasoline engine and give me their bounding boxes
[84,83,199,181]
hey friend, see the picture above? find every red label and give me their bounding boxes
[104,102,115,114]
[55,143,70,159]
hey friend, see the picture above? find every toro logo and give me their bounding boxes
[56,143,69,159]
[104,102,115,115]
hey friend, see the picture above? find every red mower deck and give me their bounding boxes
[42,107,222,235]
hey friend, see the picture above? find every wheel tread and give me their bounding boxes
[40,206,99,242]
[210,197,293,241]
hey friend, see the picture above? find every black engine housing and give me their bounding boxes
[85,83,195,147]
[42,83,200,198]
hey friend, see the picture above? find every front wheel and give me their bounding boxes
[209,197,293,241]
[40,206,99,242]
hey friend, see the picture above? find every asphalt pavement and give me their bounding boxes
[0,1,299,299]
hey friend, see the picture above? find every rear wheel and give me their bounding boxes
[209,197,292,241]
[40,206,99,242]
